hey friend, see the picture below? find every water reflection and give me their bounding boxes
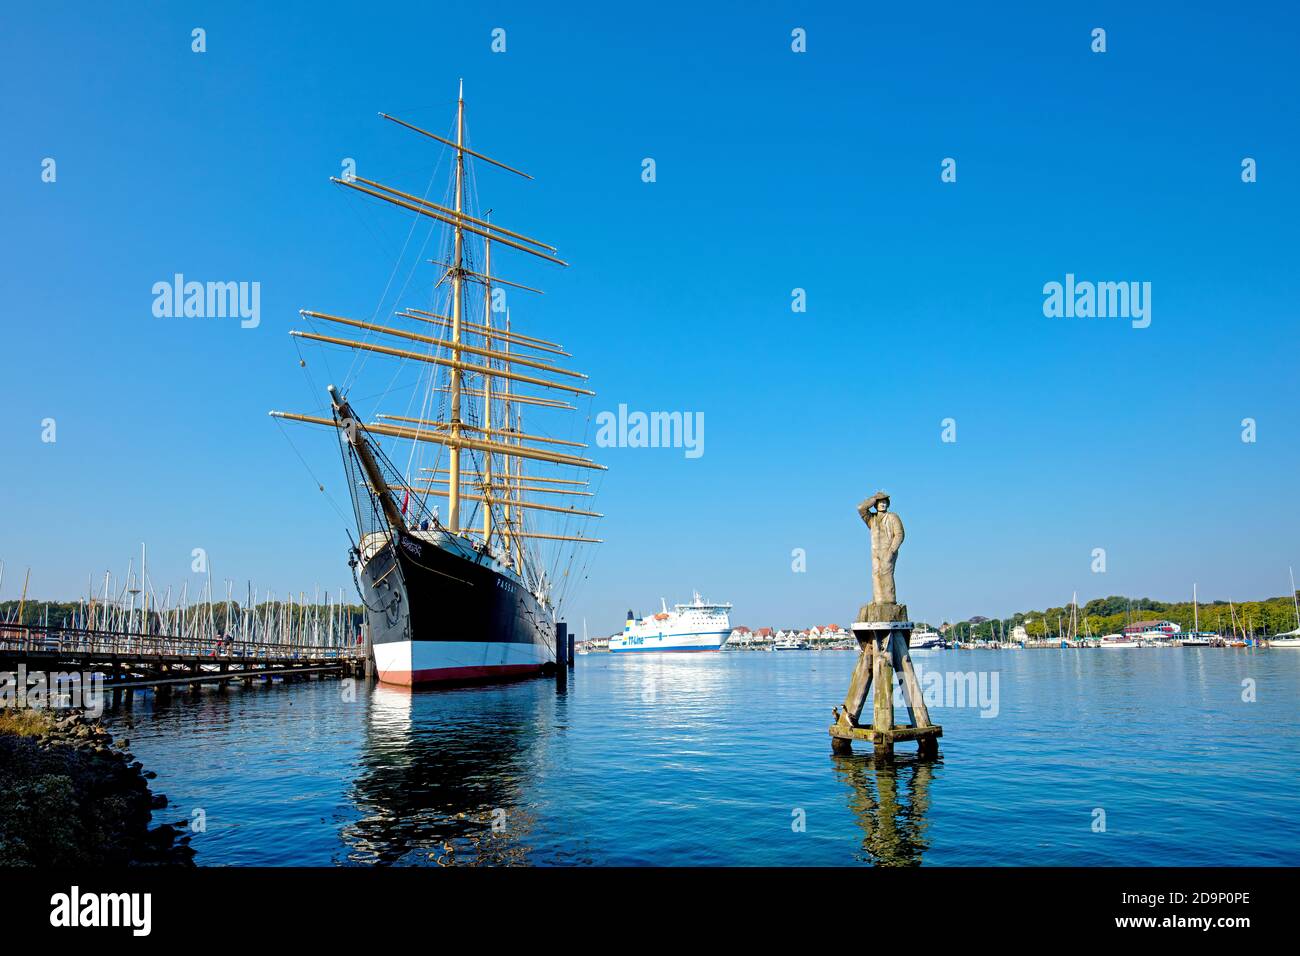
[832,754,935,866]
[342,682,546,865]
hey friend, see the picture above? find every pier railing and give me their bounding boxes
[0,623,365,662]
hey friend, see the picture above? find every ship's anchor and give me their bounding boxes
[384,588,402,627]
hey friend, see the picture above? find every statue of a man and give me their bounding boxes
[857,491,904,605]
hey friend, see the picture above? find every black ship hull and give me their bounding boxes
[359,531,554,686]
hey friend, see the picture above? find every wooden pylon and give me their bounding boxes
[830,621,942,760]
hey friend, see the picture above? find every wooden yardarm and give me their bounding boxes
[830,620,941,759]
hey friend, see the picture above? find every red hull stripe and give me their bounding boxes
[378,662,544,686]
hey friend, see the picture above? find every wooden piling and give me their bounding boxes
[871,633,895,758]
[555,622,568,689]
[834,636,874,754]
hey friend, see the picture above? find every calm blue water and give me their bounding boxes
[107,648,1300,866]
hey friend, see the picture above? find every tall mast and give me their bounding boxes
[506,311,525,573]
[447,79,467,533]
[16,567,30,629]
[514,406,526,572]
[502,309,514,565]
[482,218,493,543]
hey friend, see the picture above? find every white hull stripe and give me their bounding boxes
[373,640,551,685]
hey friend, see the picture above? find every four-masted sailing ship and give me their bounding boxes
[271,83,604,685]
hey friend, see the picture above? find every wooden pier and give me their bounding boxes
[0,623,367,696]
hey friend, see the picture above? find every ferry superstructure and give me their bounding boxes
[910,629,946,653]
[609,594,732,653]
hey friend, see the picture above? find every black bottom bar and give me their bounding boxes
[0,867,1284,941]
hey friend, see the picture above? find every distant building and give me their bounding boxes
[806,624,845,646]
[724,623,851,649]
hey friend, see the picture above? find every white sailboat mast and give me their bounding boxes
[1291,567,1299,630]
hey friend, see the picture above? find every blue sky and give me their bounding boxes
[2,1,1297,632]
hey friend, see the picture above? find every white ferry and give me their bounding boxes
[910,629,946,654]
[609,593,733,653]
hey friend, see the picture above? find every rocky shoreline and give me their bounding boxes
[0,708,195,866]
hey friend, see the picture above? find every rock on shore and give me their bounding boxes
[0,708,195,866]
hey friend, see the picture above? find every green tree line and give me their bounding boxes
[941,592,1300,641]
